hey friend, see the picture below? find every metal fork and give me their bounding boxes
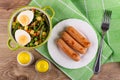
[94,10,112,74]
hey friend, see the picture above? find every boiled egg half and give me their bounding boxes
[15,30,31,46]
[17,10,34,26]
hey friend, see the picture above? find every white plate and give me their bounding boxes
[47,19,98,69]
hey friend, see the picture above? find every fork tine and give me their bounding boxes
[106,10,109,24]
[103,10,108,23]
[106,10,112,23]
[103,10,112,24]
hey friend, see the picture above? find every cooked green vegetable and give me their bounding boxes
[34,37,38,41]
[39,25,45,40]
[30,42,33,46]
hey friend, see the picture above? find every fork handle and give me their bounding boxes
[94,34,105,74]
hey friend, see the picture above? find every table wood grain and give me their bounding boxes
[0,0,120,80]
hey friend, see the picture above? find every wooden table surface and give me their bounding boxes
[0,0,120,80]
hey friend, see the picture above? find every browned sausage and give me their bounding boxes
[56,38,80,61]
[61,32,87,54]
[66,26,91,48]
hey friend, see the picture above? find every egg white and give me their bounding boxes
[17,10,34,26]
[15,29,31,46]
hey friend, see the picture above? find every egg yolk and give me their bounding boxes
[17,52,31,64]
[35,60,49,72]
[19,15,29,26]
[18,35,29,45]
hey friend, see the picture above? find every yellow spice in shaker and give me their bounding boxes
[35,59,49,72]
[17,51,34,66]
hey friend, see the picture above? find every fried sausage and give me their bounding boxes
[56,38,80,61]
[61,32,87,54]
[66,26,91,48]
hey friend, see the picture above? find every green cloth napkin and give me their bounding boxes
[71,0,120,63]
[28,0,120,80]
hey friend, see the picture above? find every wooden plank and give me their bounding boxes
[0,0,119,80]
